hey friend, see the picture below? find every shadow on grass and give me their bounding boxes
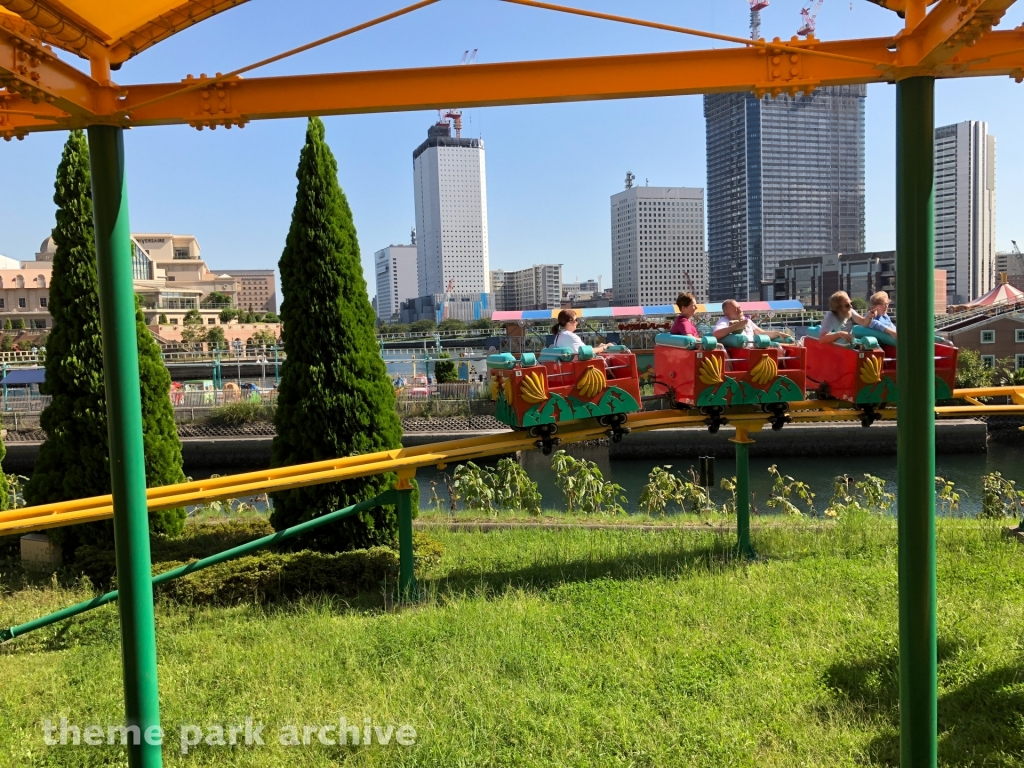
[823,637,1024,766]
[426,534,739,599]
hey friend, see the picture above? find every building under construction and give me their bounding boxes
[704,86,866,302]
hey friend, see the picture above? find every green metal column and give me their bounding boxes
[396,478,418,601]
[896,76,938,767]
[87,126,163,768]
[731,427,756,559]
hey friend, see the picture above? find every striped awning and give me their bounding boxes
[491,300,806,322]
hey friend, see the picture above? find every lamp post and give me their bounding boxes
[232,339,242,385]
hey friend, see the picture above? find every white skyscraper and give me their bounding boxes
[934,121,996,304]
[374,243,419,321]
[611,186,707,306]
[413,122,490,296]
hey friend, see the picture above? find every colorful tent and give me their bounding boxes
[963,273,1024,308]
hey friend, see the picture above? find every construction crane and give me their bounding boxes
[1011,241,1024,274]
[437,49,478,138]
[798,0,824,37]
[749,0,769,40]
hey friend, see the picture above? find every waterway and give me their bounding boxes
[414,442,1024,517]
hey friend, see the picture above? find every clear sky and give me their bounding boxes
[3,0,1024,297]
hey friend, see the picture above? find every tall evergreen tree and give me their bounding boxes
[25,130,186,555]
[271,118,403,552]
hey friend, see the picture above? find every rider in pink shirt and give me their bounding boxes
[669,292,699,337]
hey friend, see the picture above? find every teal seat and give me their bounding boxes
[720,333,746,349]
[655,333,699,349]
[520,352,537,366]
[852,335,880,350]
[486,353,517,370]
[603,344,629,353]
[539,347,577,363]
[853,325,896,347]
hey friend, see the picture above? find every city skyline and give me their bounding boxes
[4,1,1024,299]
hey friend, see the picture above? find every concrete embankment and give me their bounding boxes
[0,420,988,475]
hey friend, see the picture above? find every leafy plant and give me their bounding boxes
[452,462,494,512]
[638,465,717,516]
[980,472,1024,520]
[719,476,737,516]
[766,464,816,517]
[492,457,542,515]
[955,348,996,390]
[935,476,962,517]
[823,473,893,518]
[550,450,626,515]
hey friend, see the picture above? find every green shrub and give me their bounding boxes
[155,547,399,605]
[433,351,458,383]
[412,531,444,571]
[74,517,276,589]
[208,400,273,426]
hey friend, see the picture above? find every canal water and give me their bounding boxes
[415,442,1024,517]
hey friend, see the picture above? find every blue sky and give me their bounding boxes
[3,0,1024,297]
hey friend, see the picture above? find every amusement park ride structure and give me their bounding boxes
[4,1,1024,766]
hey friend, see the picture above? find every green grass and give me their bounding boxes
[1,513,1023,766]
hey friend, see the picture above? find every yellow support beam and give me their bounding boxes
[3,392,1023,537]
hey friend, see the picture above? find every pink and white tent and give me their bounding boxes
[963,273,1024,308]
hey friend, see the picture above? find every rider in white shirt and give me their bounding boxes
[551,309,608,353]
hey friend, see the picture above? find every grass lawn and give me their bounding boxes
[1,513,1023,767]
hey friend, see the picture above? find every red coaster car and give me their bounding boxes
[654,333,806,432]
[487,345,642,452]
[803,328,958,426]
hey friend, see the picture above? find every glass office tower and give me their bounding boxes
[704,86,866,301]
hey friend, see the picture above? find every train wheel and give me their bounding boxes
[701,406,728,435]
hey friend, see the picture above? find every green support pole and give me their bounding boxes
[396,478,418,601]
[731,427,756,559]
[88,126,163,768]
[896,76,938,767]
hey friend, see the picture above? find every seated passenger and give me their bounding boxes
[819,291,871,344]
[712,299,789,343]
[669,291,699,337]
[866,291,897,340]
[551,309,609,353]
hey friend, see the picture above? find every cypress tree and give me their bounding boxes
[25,130,186,555]
[271,118,403,552]
[136,296,187,536]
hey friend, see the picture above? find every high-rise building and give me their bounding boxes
[934,120,996,304]
[704,87,866,302]
[491,265,562,311]
[412,121,490,296]
[610,186,707,306]
[374,244,419,321]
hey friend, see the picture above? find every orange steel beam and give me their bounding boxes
[4,16,1024,135]
[0,24,107,132]
[895,0,1015,68]
[111,38,899,129]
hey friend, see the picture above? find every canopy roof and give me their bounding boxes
[492,300,805,322]
[966,273,1024,307]
[0,1,245,63]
